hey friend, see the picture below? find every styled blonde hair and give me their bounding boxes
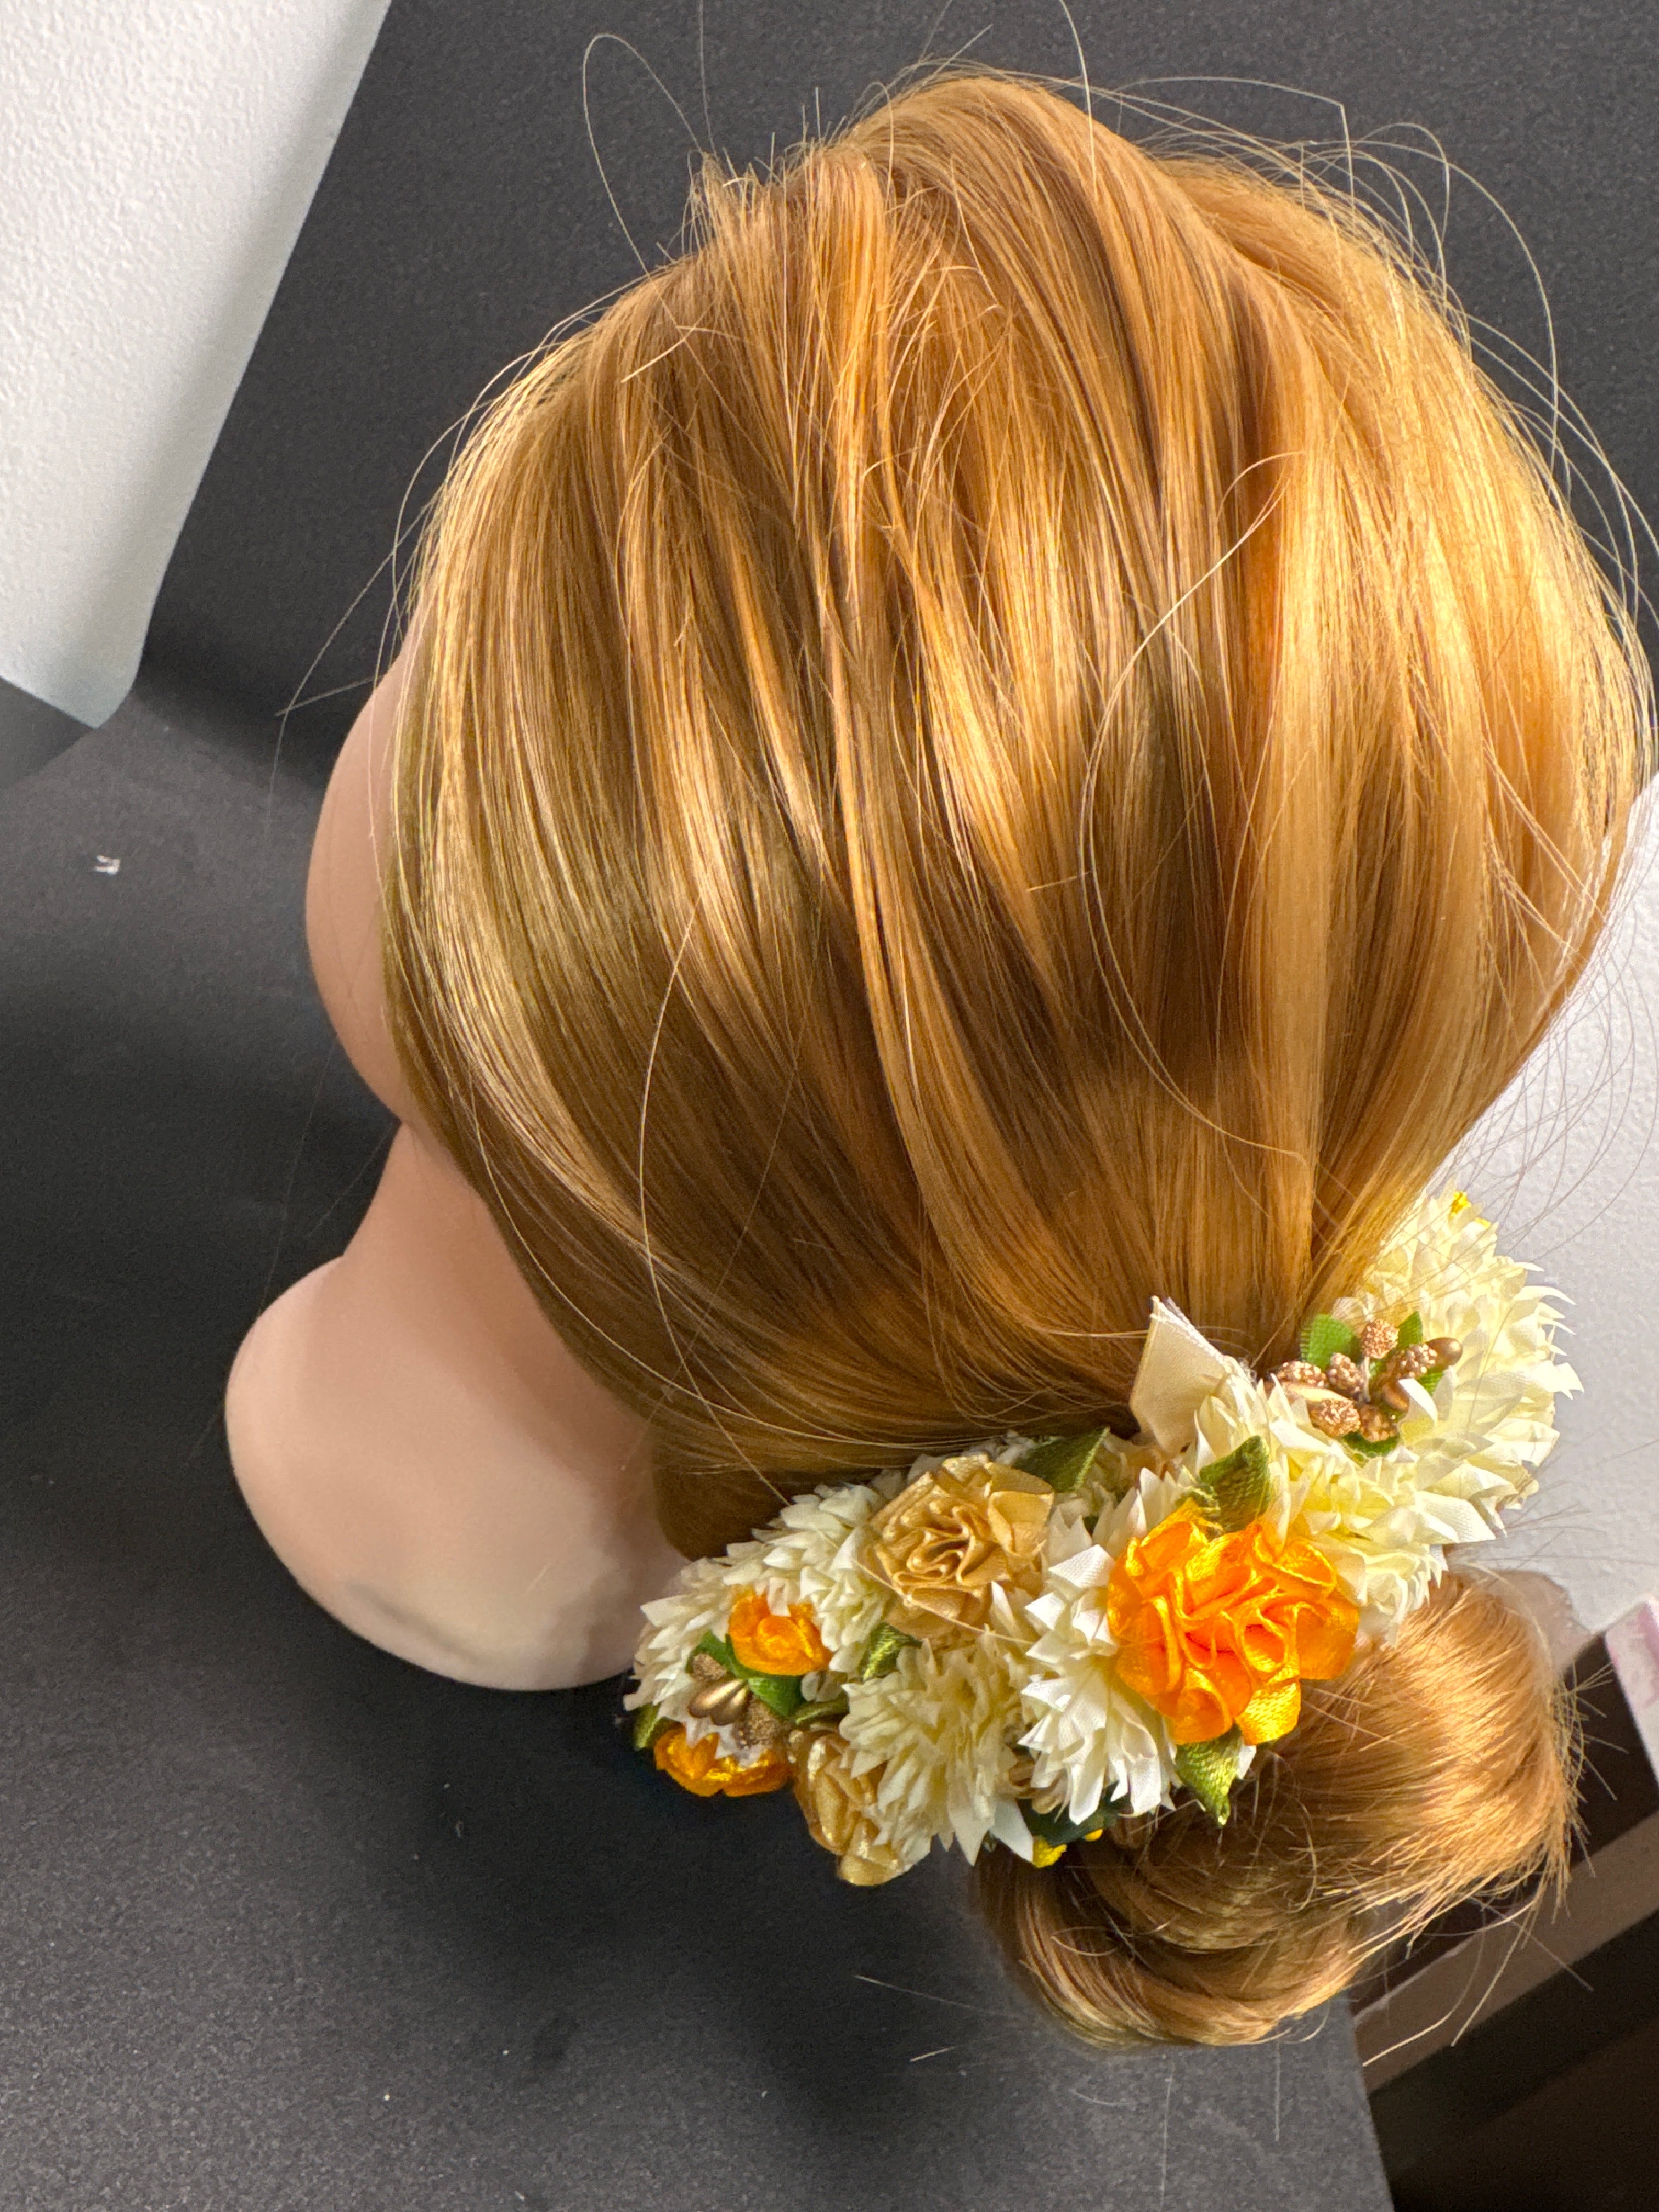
[383,72,1646,2040]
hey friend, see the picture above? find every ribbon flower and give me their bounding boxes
[864,1455,1053,1638]
[1105,1512,1359,1746]
[727,1590,830,1675]
[653,1725,792,1797]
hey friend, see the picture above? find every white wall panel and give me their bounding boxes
[1456,810,1659,1635]
[0,0,392,727]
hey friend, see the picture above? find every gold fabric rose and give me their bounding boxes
[864,1455,1054,1639]
[788,1730,906,1886]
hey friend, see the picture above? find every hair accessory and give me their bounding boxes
[625,1193,1577,1883]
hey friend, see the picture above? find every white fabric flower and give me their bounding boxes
[1189,1363,1352,1539]
[1298,1192,1580,1634]
[746,1477,898,1671]
[626,1554,742,1716]
[623,1552,759,1754]
[1016,1469,1192,1821]
[623,1471,902,1750]
[840,1633,1029,1865]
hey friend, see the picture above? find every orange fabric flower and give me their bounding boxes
[652,1725,791,1798]
[1105,1511,1358,1746]
[726,1590,831,1676]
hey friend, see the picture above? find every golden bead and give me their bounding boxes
[1275,1360,1327,1390]
[1325,1353,1368,1401]
[687,1678,751,1724]
[1309,1397,1361,1437]
[736,1699,788,1750]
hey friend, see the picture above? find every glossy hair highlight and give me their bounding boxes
[382,72,1647,2040]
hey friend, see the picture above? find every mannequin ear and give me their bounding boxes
[306,643,424,1126]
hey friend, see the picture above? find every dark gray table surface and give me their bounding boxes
[0,677,1391,2209]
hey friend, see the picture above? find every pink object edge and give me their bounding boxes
[1605,1596,1659,1784]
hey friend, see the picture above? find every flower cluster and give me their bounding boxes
[625,1193,1577,1883]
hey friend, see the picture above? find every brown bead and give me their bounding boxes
[1426,1336,1463,1368]
[1275,1360,1327,1390]
[1374,1378,1410,1413]
[688,1651,726,1684]
[1309,1396,1362,1437]
[1325,1353,1368,1401]
[1357,1403,1398,1443]
[1357,1318,1398,1361]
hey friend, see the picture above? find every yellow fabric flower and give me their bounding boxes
[726,1589,831,1676]
[1105,1511,1358,1746]
[864,1455,1054,1638]
[652,1725,792,1798]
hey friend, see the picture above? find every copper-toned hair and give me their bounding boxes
[383,72,1647,2040]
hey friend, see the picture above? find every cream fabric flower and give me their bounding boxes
[746,1476,899,1672]
[627,1553,742,1729]
[624,1475,898,1748]
[1300,1192,1580,1634]
[1017,1470,1193,1821]
[840,1633,1028,1863]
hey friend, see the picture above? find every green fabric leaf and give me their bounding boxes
[1020,1427,1109,1493]
[1300,1313,1358,1368]
[630,1702,672,1753]
[1397,1310,1424,1350]
[857,1623,920,1680]
[1341,1430,1403,1462]
[693,1631,740,1675]
[1174,1731,1243,1826]
[1196,1434,1273,1531]
[692,1631,804,1720]
[1020,1793,1125,1849]
[789,1695,850,1729]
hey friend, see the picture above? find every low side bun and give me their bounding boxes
[974,1576,1575,2045]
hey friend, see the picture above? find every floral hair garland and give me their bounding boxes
[625,1193,1576,1884]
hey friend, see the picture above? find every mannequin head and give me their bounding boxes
[379,72,1646,2038]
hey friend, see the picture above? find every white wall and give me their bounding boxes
[0,0,392,728]
[1455,810,1659,1637]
